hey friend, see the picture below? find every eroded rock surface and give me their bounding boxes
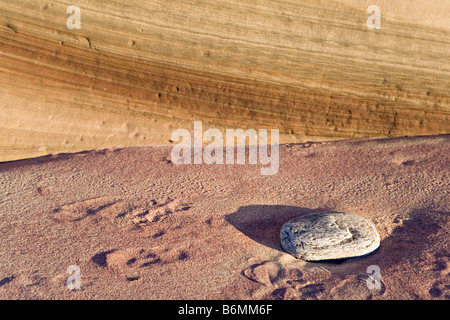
[280,212,380,261]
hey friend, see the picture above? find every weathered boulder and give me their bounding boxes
[280,212,380,261]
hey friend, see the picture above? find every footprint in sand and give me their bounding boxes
[242,258,334,300]
[388,149,437,167]
[429,250,450,299]
[433,250,450,276]
[242,261,283,287]
[429,278,450,300]
[0,275,15,288]
[120,198,191,228]
[52,197,191,227]
[52,196,124,221]
[242,255,388,300]
[1,270,48,289]
[328,273,386,300]
[92,246,190,281]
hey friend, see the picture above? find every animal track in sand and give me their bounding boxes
[433,250,450,276]
[52,196,124,222]
[0,270,48,290]
[122,198,192,228]
[24,270,47,287]
[242,261,283,287]
[92,246,190,280]
[52,196,191,227]
[0,275,15,288]
[242,259,331,300]
[388,149,438,167]
[242,255,386,300]
[429,250,450,299]
[429,277,450,299]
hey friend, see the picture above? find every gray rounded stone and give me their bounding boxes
[280,212,380,261]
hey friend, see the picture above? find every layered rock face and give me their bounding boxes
[0,0,449,162]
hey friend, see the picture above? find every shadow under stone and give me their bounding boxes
[225,205,449,268]
[225,205,330,253]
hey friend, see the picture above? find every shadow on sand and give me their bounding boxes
[225,205,449,268]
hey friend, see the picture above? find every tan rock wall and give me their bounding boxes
[0,0,449,161]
